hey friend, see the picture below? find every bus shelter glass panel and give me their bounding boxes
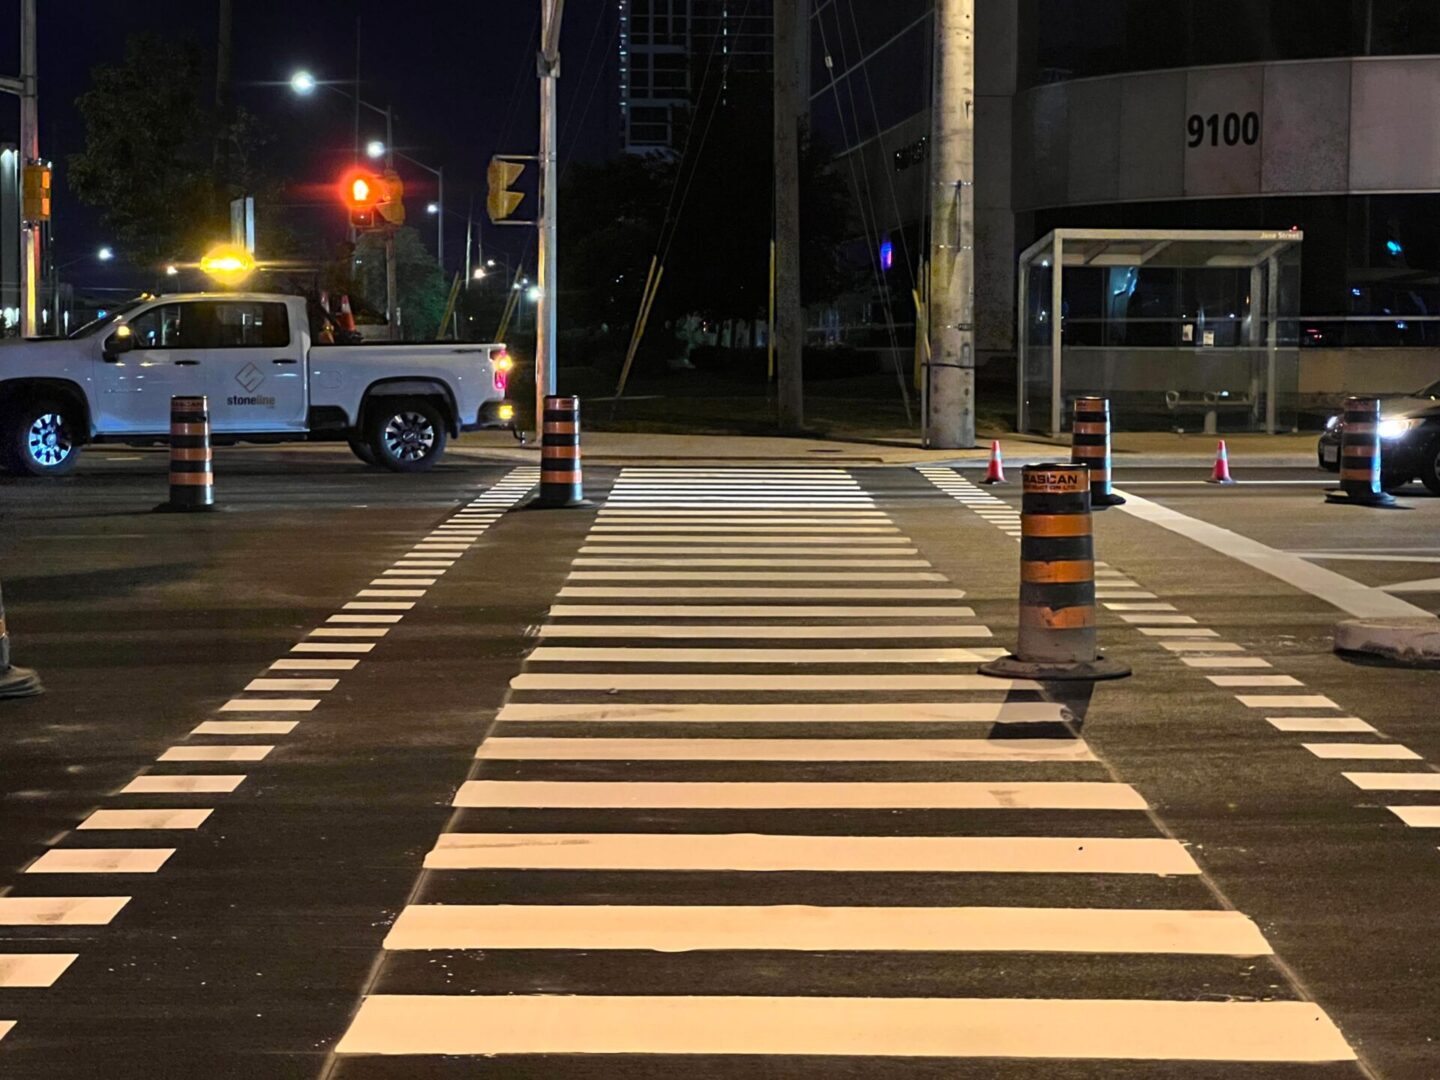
[1018,239,1056,435]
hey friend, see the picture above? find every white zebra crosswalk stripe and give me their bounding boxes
[474,736,1096,762]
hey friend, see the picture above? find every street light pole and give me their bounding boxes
[535,0,565,436]
[19,0,40,338]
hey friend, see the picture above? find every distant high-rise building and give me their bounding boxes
[619,0,773,155]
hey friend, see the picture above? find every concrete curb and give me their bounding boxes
[1334,617,1440,667]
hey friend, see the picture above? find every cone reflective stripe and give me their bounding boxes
[1327,397,1396,507]
[1208,440,1236,485]
[163,396,214,511]
[1070,397,1124,507]
[534,396,588,508]
[982,440,1006,484]
[0,581,42,700]
[337,294,357,334]
[979,463,1130,682]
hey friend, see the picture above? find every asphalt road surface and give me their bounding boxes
[0,448,1437,1078]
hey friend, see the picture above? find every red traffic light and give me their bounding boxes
[340,168,385,230]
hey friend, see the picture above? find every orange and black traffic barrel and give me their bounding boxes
[980,463,1130,681]
[532,396,589,509]
[158,395,215,512]
[1070,396,1124,507]
[1326,397,1398,508]
[0,580,42,700]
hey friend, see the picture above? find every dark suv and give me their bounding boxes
[1318,378,1440,493]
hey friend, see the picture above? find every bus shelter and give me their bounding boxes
[1018,229,1303,435]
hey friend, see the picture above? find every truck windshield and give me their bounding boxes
[67,298,149,339]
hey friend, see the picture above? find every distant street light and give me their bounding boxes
[472,268,486,280]
[526,286,541,302]
[165,265,179,276]
[97,246,114,262]
[366,139,386,160]
[426,202,439,215]
[290,70,317,95]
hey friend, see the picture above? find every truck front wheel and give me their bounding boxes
[4,399,81,477]
[365,398,448,473]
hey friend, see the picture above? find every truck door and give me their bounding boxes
[94,302,204,434]
[195,300,308,433]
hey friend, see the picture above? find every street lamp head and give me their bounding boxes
[472,268,487,280]
[426,202,439,215]
[290,70,317,95]
[97,246,114,262]
[526,286,542,303]
[365,140,386,160]
[165,265,179,276]
[486,258,496,267]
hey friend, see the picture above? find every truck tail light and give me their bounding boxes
[492,350,513,393]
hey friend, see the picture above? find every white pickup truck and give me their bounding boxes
[0,291,514,476]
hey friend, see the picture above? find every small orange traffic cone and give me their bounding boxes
[1207,440,1236,484]
[982,440,1007,484]
[337,294,357,334]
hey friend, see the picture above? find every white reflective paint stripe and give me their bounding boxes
[1119,614,1197,625]
[475,738,1093,763]
[1238,695,1340,709]
[309,627,390,637]
[1268,717,1374,733]
[270,658,360,670]
[1344,772,1440,790]
[27,848,174,874]
[1208,675,1303,688]
[600,510,887,518]
[1160,641,1244,652]
[158,745,273,763]
[590,525,902,533]
[0,954,79,987]
[547,605,977,618]
[384,905,1267,956]
[1180,657,1273,669]
[580,547,922,557]
[329,614,403,624]
[79,809,212,830]
[423,833,1201,875]
[583,536,908,545]
[1096,591,1158,600]
[244,678,338,692]
[1139,627,1219,638]
[1388,806,1440,827]
[219,698,319,712]
[1103,603,1177,612]
[536,625,993,639]
[605,503,876,509]
[291,643,375,654]
[344,602,415,611]
[192,720,298,736]
[573,559,932,568]
[558,588,968,599]
[568,571,947,582]
[120,775,245,794]
[1114,488,1435,620]
[395,560,453,567]
[1303,743,1419,760]
[357,589,427,598]
[526,646,1002,664]
[510,673,1038,692]
[0,1022,11,1043]
[455,779,1138,810]
[0,897,129,925]
[372,577,436,586]
[495,702,1070,724]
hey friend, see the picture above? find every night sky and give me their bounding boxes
[0,0,618,290]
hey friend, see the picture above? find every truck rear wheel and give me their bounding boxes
[365,398,447,473]
[5,399,81,477]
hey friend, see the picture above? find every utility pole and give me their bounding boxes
[535,0,564,436]
[383,110,398,341]
[19,0,40,338]
[213,0,233,190]
[773,0,804,431]
[926,0,976,449]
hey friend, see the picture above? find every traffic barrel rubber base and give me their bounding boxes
[0,665,43,700]
[979,654,1132,682]
[1324,489,1399,508]
[152,502,218,514]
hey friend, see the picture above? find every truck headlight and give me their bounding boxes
[1377,417,1422,439]
[1324,415,1339,431]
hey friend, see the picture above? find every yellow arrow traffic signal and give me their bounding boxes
[487,158,526,223]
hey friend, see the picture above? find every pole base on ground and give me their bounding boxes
[153,503,217,514]
[0,665,43,700]
[1325,489,1398,507]
[979,654,1132,682]
[1091,493,1127,507]
[525,496,595,511]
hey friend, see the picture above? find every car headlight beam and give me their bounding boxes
[1377,417,1421,440]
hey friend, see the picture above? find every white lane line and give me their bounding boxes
[1387,806,1440,827]
[455,779,1138,810]
[1180,657,1273,669]
[548,605,977,618]
[558,588,968,599]
[526,646,1003,664]
[1290,552,1440,563]
[423,833,1200,875]
[1344,772,1440,790]
[158,745,272,763]
[27,848,174,874]
[477,738,1092,763]
[1140,628,1219,638]
[219,698,319,712]
[329,614,404,624]
[1114,488,1435,620]
[1303,743,1420,760]
[0,954,79,987]
[0,897,129,925]
[344,602,415,611]
[495,702,1070,724]
[120,776,245,794]
[1160,641,1244,653]
[244,678,339,692]
[384,905,1268,956]
[510,674,1038,692]
[536,625,993,639]
[1118,614,1197,625]
[309,627,391,638]
[573,559,932,568]
[567,571,946,582]
[79,809,212,830]
[291,642,375,654]
[193,720,298,735]
[1238,695,1340,709]
[1207,675,1303,688]
[1268,717,1375,733]
[271,658,360,670]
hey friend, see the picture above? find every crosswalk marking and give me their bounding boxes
[574,557,932,567]
[0,954,78,988]
[494,701,1070,724]
[191,720,297,735]
[26,848,174,874]
[0,897,129,925]
[568,570,948,581]
[384,904,1268,954]
[537,624,992,639]
[474,737,1096,762]
[511,673,1038,691]
[1388,806,1440,827]
[560,586,967,598]
[1344,771,1440,790]
[78,809,213,830]
[526,645,1004,663]
[1304,742,1419,760]
[547,604,976,618]
[455,779,1141,809]
[120,775,244,794]
[424,833,1200,874]
[157,745,273,763]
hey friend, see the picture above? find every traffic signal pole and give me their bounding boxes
[773,0,804,432]
[925,0,976,449]
[534,0,564,437]
[19,0,40,338]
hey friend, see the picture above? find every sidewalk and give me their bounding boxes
[451,429,1320,468]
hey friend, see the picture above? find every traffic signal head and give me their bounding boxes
[341,168,383,230]
[21,162,51,223]
[487,158,526,223]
